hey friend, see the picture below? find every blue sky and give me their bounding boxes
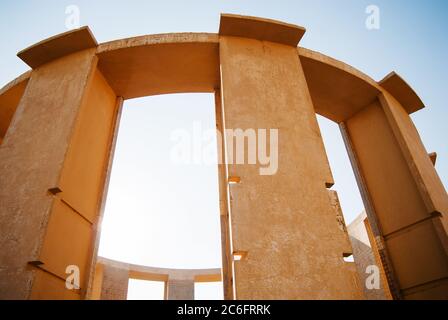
[1,1,447,299]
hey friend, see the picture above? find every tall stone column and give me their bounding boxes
[218,15,361,299]
[0,49,97,299]
[341,89,448,299]
[0,28,118,300]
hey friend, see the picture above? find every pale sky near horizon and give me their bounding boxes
[1,1,447,299]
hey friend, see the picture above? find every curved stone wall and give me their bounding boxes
[0,13,447,300]
[91,257,221,300]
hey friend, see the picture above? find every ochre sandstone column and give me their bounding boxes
[30,67,118,300]
[0,28,119,300]
[0,48,98,299]
[341,93,448,299]
[219,16,361,299]
[0,72,30,145]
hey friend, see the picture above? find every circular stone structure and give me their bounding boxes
[92,257,221,300]
[0,14,447,300]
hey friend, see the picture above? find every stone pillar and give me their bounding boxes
[0,28,119,300]
[167,279,195,300]
[218,15,361,299]
[341,92,448,299]
[0,48,98,299]
[100,264,129,300]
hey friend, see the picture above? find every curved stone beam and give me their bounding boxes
[94,257,221,300]
[4,23,424,122]
[379,71,425,114]
[0,71,31,143]
[97,256,222,282]
[299,48,424,122]
[97,33,220,99]
[0,70,31,97]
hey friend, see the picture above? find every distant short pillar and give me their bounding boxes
[218,19,360,300]
[167,279,195,300]
[100,264,129,300]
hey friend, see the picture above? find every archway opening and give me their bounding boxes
[98,93,223,299]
